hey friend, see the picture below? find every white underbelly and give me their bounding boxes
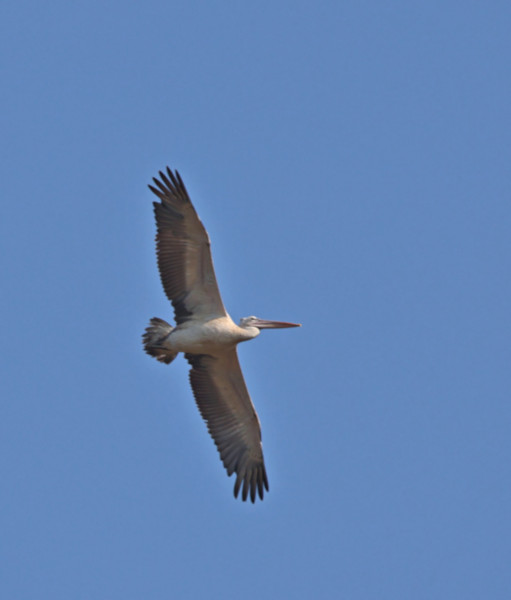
[165,318,244,355]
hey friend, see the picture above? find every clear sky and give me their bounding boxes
[1,1,510,598]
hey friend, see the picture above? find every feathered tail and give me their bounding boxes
[142,317,177,364]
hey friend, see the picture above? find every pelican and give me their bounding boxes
[143,168,300,502]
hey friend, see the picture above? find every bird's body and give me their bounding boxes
[156,315,259,356]
[143,168,300,502]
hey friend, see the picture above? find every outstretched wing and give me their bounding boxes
[185,350,269,502]
[148,168,227,325]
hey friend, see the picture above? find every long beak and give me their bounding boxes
[252,318,301,329]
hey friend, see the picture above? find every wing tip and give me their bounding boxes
[233,465,269,503]
[148,167,190,204]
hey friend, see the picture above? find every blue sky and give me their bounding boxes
[1,1,510,598]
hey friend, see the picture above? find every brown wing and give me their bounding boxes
[185,350,269,502]
[148,168,227,325]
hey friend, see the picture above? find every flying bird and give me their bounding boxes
[143,168,300,502]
